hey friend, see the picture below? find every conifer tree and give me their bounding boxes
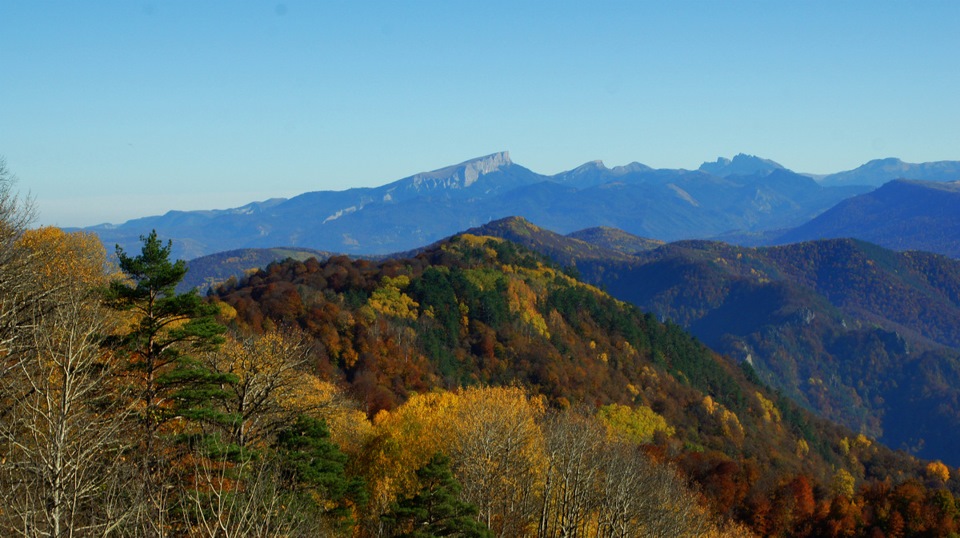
[384,453,493,538]
[108,230,233,433]
[106,230,233,535]
[275,415,367,532]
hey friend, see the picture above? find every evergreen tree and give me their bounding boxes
[275,415,367,531]
[106,230,234,535]
[108,230,233,434]
[384,453,493,538]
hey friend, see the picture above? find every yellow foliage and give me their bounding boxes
[366,390,461,508]
[755,392,781,423]
[456,233,503,248]
[506,279,550,338]
[368,276,419,320]
[597,403,675,445]
[702,395,718,415]
[17,227,111,290]
[796,438,810,458]
[364,386,546,515]
[214,300,238,322]
[210,331,372,451]
[926,460,950,482]
[719,409,745,442]
[831,468,856,498]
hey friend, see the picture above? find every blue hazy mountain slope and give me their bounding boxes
[820,158,960,187]
[87,152,874,260]
[774,179,960,258]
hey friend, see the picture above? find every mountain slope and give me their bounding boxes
[210,233,950,536]
[416,220,960,464]
[821,157,960,187]
[570,238,960,463]
[90,152,547,259]
[85,152,869,260]
[774,179,960,258]
[460,216,638,266]
[180,246,337,293]
[566,225,664,254]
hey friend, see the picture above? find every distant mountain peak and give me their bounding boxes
[569,160,608,173]
[821,157,960,186]
[699,153,785,177]
[409,151,512,189]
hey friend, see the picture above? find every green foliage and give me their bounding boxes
[383,453,493,538]
[275,415,367,529]
[107,230,233,429]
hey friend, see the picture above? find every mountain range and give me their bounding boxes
[85,151,960,262]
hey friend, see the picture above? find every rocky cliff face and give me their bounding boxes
[406,151,512,190]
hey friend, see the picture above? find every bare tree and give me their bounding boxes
[0,157,41,374]
[537,409,606,538]
[203,329,317,449]
[1,295,133,537]
[595,442,712,538]
[536,408,732,538]
[452,387,545,536]
[0,220,136,536]
[176,447,322,538]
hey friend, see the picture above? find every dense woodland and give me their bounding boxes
[460,216,960,466]
[2,166,960,536]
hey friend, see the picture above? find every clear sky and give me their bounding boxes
[3,1,959,227]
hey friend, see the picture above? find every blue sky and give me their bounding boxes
[2,1,959,227]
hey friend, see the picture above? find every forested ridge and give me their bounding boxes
[594,238,960,465]
[3,163,960,535]
[211,231,960,536]
[461,217,960,467]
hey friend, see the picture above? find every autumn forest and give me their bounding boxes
[3,169,960,537]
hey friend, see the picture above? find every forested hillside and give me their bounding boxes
[466,217,960,466]
[605,239,960,464]
[4,160,960,535]
[212,232,960,536]
[180,246,337,293]
[773,179,960,258]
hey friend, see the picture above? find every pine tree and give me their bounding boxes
[108,230,233,434]
[106,230,234,535]
[275,415,367,532]
[384,453,493,538]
